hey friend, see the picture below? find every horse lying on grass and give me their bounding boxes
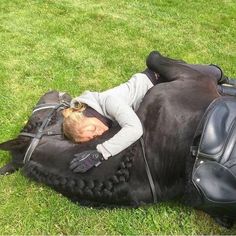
[0,60,235,228]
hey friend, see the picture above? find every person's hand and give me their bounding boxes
[70,150,104,173]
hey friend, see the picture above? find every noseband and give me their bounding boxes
[20,101,70,164]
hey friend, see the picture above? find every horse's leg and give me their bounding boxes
[146,51,225,83]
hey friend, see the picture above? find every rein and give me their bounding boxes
[20,101,69,164]
[140,137,161,203]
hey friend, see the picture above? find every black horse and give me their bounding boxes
[0,57,234,227]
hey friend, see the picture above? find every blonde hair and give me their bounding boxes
[62,103,87,142]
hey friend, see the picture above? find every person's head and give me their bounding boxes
[62,104,109,143]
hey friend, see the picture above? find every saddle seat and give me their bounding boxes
[191,95,236,218]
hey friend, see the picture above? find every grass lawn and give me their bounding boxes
[0,0,236,234]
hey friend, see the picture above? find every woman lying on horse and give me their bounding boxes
[62,51,234,173]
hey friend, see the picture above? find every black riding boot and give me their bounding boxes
[146,51,232,84]
[141,68,160,85]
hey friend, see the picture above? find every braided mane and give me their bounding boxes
[23,145,136,206]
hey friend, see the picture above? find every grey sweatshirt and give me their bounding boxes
[70,73,153,159]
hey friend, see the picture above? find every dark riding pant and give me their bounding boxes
[146,51,226,84]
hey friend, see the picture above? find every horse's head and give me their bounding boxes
[0,91,72,174]
[0,90,141,205]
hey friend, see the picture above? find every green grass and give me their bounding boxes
[0,0,235,234]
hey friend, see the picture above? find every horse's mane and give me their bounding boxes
[23,145,136,207]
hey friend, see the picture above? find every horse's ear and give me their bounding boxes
[0,138,27,151]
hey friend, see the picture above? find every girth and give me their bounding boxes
[140,137,161,203]
[20,101,69,164]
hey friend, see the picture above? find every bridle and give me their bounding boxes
[140,137,161,203]
[19,101,70,164]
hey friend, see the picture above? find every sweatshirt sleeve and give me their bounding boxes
[96,95,143,159]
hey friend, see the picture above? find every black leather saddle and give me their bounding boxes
[191,95,236,218]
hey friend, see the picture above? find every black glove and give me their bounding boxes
[70,150,104,173]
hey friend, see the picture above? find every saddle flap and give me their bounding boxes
[193,162,236,203]
[198,97,236,162]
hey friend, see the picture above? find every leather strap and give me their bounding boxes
[33,101,70,114]
[23,137,41,163]
[218,85,236,96]
[32,103,62,114]
[140,137,161,203]
[20,130,62,138]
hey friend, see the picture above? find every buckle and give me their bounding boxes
[190,146,198,157]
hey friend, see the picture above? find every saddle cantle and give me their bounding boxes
[191,96,236,218]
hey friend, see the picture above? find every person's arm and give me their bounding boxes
[97,95,143,159]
